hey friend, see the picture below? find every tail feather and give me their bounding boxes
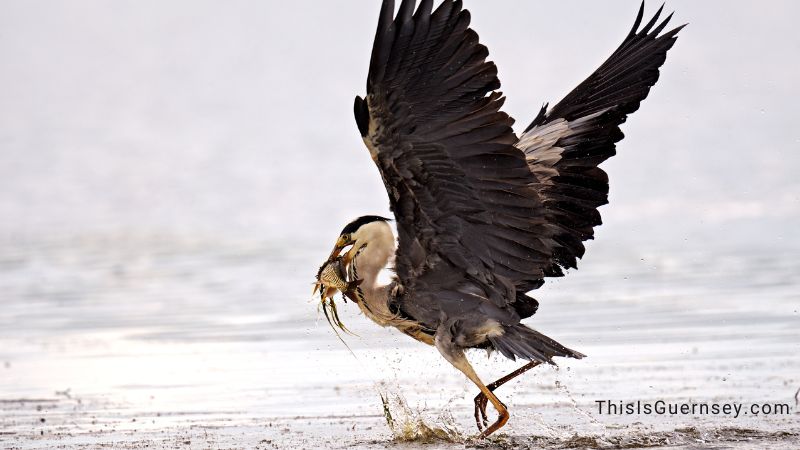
[489,324,585,363]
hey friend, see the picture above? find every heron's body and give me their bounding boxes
[344,221,434,344]
[318,0,683,437]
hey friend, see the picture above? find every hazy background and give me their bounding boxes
[0,1,798,448]
[1,0,797,246]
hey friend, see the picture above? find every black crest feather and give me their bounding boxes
[341,215,391,235]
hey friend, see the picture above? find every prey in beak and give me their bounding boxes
[327,233,355,265]
[314,234,361,336]
[314,232,357,299]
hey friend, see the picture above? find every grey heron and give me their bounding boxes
[316,0,683,438]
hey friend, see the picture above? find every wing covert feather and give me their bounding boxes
[357,0,551,307]
[516,3,684,291]
[354,0,683,307]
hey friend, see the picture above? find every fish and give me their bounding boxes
[314,257,361,337]
[317,257,349,292]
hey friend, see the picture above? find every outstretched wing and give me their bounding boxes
[514,3,684,292]
[354,0,553,307]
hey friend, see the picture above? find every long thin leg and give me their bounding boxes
[474,361,541,430]
[435,333,509,438]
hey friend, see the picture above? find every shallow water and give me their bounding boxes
[2,1,800,447]
[1,234,798,448]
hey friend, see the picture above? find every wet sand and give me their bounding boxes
[1,235,798,449]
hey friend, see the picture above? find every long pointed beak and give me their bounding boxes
[328,244,344,261]
[327,236,350,261]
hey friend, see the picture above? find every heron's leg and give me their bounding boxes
[435,333,509,438]
[474,361,541,430]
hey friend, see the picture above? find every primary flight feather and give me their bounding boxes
[317,0,683,437]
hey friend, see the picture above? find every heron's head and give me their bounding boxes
[327,215,392,263]
[316,215,393,336]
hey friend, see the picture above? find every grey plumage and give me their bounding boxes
[329,0,682,437]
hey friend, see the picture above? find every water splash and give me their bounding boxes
[377,387,463,443]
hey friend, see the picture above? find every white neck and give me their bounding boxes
[345,221,396,325]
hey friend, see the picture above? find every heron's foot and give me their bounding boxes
[476,399,508,439]
[473,392,507,436]
[473,391,489,431]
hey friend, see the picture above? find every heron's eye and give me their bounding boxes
[341,234,351,244]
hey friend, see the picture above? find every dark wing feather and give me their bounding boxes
[356,0,552,308]
[516,2,684,292]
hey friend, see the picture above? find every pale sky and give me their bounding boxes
[0,0,797,250]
